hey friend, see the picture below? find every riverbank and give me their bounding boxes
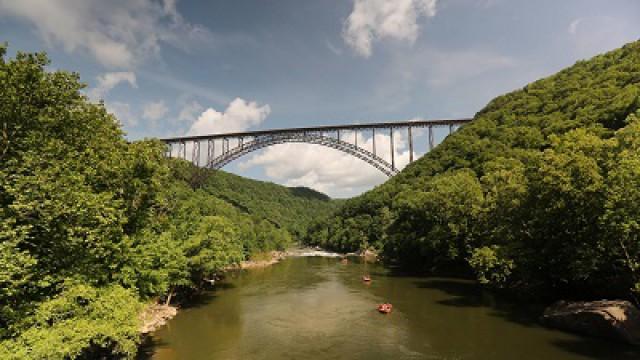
[140,250,289,336]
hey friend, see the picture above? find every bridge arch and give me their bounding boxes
[208,132,398,177]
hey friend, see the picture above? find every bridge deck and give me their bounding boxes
[160,118,472,142]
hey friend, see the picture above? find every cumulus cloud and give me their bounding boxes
[240,130,415,198]
[87,72,137,100]
[343,0,437,57]
[187,98,271,135]
[0,0,211,68]
[142,101,169,122]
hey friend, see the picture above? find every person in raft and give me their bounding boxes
[377,303,393,313]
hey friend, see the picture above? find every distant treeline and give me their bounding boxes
[306,41,640,302]
[0,45,338,359]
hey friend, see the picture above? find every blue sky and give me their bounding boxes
[1,0,639,197]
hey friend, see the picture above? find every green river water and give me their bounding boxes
[141,255,640,360]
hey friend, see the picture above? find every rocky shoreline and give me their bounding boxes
[237,251,287,269]
[542,300,640,345]
[139,303,178,334]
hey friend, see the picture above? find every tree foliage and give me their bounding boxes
[0,284,142,360]
[0,44,339,358]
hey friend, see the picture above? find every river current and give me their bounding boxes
[142,255,639,360]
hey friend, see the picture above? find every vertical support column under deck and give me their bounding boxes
[449,124,454,134]
[192,141,200,166]
[408,126,413,163]
[354,130,357,147]
[372,128,376,156]
[197,141,201,166]
[207,139,213,168]
[191,141,195,164]
[390,127,395,170]
[428,126,434,151]
[337,129,341,142]
[181,141,186,160]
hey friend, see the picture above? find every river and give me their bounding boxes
[141,255,640,359]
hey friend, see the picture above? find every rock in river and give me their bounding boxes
[542,300,640,345]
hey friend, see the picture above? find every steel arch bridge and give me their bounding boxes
[161,118,472,177]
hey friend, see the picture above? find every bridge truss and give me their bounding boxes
[161,118,472,177]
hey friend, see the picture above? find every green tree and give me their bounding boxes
[392,169,484,270]
[0,284,142,360]
[183,216,244,285]
[602,113,640,298]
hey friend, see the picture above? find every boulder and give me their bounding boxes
[542,300,640,345]
[139,304,178,334]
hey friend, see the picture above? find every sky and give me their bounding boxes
[1,0,639,197]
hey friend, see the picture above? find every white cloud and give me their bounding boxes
[0,0,211,68]
[568,18,582,35]
[87,71,137,100]
[187,98,271,135]
[178,100,205,123]
[106,101,137,127]
[326,40,343,56]
[343,0,437,57]
[366,47,516,113]
[476,0,500,8]
[142,101,169,122]
[567,16,638,58]
[240,130,415,198]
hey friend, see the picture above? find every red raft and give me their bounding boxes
[377,303,393,314]
[362,275,371,282]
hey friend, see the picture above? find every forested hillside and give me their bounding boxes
[0,45,337,359]
[306,40,640,301]
[183,165,340,239]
